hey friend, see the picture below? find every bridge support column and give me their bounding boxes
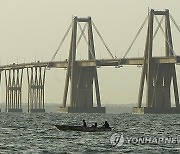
[60,17,105,113]
[133,9,180,114]
[27,67,46,113]
[5,69,23,112]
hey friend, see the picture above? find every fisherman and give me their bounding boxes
[103,121,110,128]
[92,122,97,128]
[83,120,87,127]
[94,122,97,128]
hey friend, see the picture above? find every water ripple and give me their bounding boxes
[0,113,180,153]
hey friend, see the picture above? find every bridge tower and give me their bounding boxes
[60,17,105,113]
[133,9,180,114]
[27,66,46,113]
[5,68,23,112]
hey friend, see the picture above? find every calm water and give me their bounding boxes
[0,113,180,153]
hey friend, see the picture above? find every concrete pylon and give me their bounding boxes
[27,66,46,113]
[5,69,23,112]
[60,17,105,113]
[133,9,180,114]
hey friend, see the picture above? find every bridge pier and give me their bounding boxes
[27,67,46,113]
[5,69,23,112]
[133,9,180,114]
[60,17,105,113]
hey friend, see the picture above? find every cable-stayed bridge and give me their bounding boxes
[0,9,180,114]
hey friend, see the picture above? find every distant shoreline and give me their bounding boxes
[0,103,135,114]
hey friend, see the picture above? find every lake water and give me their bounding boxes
[0,113,180,153]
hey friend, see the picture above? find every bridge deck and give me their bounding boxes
[0,56,180,70]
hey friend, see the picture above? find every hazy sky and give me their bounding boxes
[0,0,180,107]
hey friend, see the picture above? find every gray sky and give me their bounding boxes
[0,0,180,106]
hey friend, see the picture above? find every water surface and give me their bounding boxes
[0,113,180,153]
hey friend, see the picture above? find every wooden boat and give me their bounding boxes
[55,125,111,132]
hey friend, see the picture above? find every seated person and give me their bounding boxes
[92,122,97,128]
[103,121,110,128]
[83,120,87,127]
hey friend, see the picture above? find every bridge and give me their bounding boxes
[0,9,180,113]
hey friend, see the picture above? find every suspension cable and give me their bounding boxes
[78,22,96,60]
[170,14,180,33]
[123,15,148,59]
[92,21,115,59]
[46,20,73,68]
[154,15,176,56]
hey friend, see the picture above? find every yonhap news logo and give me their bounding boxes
[110,133,180,147]
[110,133,124,147]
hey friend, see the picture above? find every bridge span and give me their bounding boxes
[0,9,180,113]
[1,56,180,69]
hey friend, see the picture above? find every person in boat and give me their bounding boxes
[103,121,110,128]
[92,122,97,128]
[83,120,87,127]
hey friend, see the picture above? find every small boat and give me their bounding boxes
[55,125,111,132]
